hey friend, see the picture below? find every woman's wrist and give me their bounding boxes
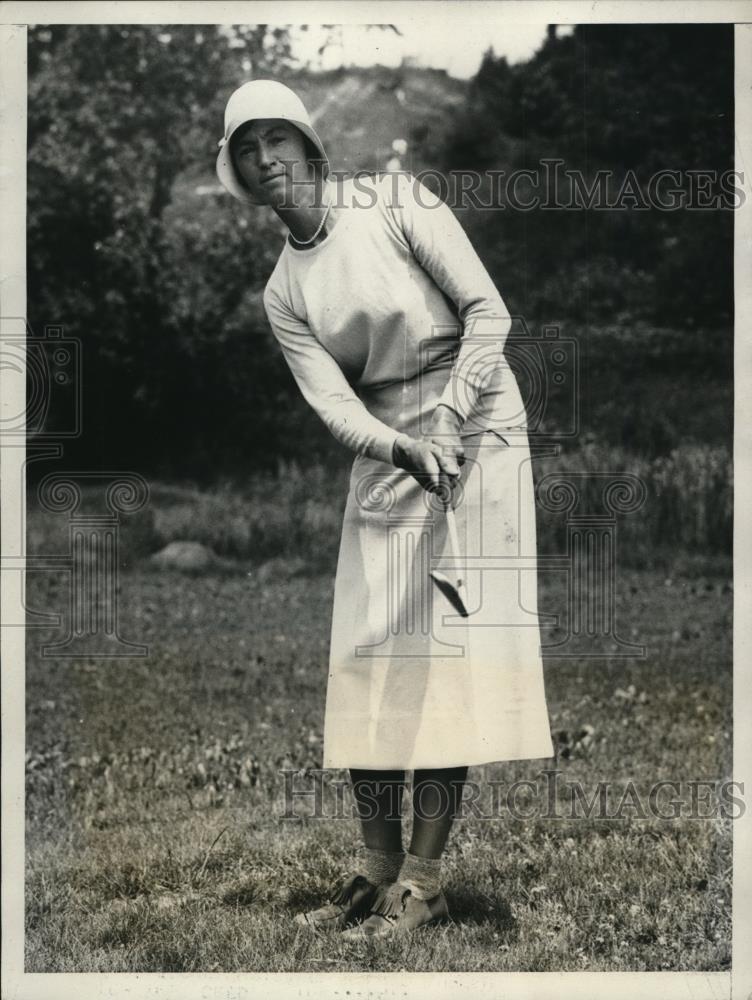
[392,432,413,467]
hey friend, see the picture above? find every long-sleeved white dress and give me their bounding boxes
[263,172,554,769]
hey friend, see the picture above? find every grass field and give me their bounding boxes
[24,486,733,972]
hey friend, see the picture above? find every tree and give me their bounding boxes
[27,24,298,475]
[430,24,734,330]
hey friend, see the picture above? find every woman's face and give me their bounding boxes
[230,118,314,207]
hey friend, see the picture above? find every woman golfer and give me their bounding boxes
[216,80,554,938]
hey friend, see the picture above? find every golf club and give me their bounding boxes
[430,494,469,617]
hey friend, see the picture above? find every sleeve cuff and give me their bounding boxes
[437,375,475,424]
[370,427,405,466]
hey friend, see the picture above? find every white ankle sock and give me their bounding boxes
[360,847,405,885]
[398,851,442,900]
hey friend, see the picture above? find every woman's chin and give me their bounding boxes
[254,175,294,207]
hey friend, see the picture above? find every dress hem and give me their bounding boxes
[322,748,556,770]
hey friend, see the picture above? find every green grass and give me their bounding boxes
[25,525,732,971]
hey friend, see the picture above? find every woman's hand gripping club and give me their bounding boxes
[392,405,469,616]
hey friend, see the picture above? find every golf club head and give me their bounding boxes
[430,569,470,617]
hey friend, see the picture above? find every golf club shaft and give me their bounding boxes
[445,504,462,585]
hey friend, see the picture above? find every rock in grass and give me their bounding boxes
[255,556,309,583]
[149,541,239,575]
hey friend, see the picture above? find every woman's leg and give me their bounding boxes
[348,765,468,858]
[294,768,406,927]
[378,764,467,905]
[409,765,469,858]
[339,765,469,936]
[349,767,406,853]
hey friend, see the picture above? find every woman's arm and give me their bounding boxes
[390,172,513,426]
[263,286,405,465]
[264,285,462,491]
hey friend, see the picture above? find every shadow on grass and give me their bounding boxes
[281,883,520,937]
[446,886,518,936]
[222,882,260,908]
[284,886,322,910]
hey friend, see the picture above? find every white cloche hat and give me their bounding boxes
[216,80,330,205]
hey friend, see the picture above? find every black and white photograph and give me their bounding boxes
[1,2,751,997]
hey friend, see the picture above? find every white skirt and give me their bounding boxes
[322,368,555,770]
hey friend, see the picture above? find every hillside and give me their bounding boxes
[178,63,467,204]
[283,64,467,174]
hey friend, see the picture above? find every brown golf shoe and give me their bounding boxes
[340,880,449,940]
[293,872,382,931]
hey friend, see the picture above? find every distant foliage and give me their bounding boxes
[27,25,733,479]
[427,24,734,332]
[27,24,305,476]
[533,443,732,560]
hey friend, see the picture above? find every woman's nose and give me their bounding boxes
[256,141,275,169]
